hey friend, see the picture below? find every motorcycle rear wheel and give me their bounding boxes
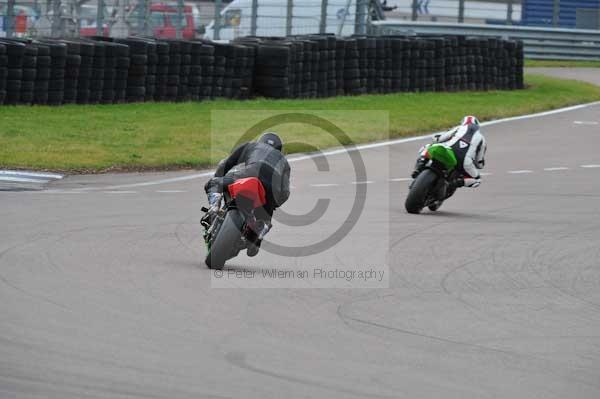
[405,169,438,214]
[205,209,243,270]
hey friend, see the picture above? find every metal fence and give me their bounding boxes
[372,20,600,59]
[379,1,600,29]
[0,0,370,39]
[380,0,522,25]
[2,1,597,40]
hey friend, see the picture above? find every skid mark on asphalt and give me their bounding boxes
[225,351,396,399]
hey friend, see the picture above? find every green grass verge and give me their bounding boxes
[525,59,600,68]
[1,74,600,172]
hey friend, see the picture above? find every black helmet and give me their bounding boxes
[258,132,283,151]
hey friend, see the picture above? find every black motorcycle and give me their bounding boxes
[201,177,270,269]
[405,143,459,214]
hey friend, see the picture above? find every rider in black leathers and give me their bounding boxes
[203,132,291,256]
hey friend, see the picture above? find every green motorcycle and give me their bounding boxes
[405,144,459,214]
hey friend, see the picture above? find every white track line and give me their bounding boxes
[581,164,600,168]
[156,190,187,193]
[574,121,598,125]
[351,180,374,185]
[544,167,569,171]
[508,170,533,174]
[68,100,600,191]
[103,191,138,194]
[0,176,49,184]
[0,170,63,179]
[389,177,412,182]
[310,183,340,187]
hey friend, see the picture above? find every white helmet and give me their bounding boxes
[461,115,480,126]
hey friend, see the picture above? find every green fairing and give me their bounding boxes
[427,144,457,170]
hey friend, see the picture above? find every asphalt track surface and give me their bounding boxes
[1,69,600,398]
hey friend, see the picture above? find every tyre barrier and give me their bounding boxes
[0,35,523,106]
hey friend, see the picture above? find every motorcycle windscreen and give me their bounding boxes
[227,177,267,209]
[427,144,458,171]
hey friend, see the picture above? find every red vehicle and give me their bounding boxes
[80,3,197,39]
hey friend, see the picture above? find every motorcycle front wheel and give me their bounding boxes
[405,169,438,214]
[205,209,243,270]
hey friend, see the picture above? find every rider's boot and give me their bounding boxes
[246,222,270,257]
[247,240,261,257]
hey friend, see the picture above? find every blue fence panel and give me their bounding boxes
[522,0,600,28]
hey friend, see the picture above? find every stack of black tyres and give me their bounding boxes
[113,43,129,103]
[495,39,507,90]
[254,42,291,99]
[484,38,496,90]
[343,38,360,95]
[465,37,478,91]
[365,37,375,94]
[290,40,303,98]
[0,43,6,104]
[1,40,24,105]
[444,37,458,92]
[309,38,320,98]
[188,41,203,101]
[144,40,157,102]
[196,41,214,101]
[40,40,67,105]
[212,43,227,99]
[178,40,191,101]
[300,39,316,98]
[100,42,117,104]
[384,37,393,93]
[222,44,234,99]
[506,40,518,90]
[357,37,368,95]
[19,43,36,104]
[287,40,299,99]
[72,41,89,104]
[389,37,404,92]
[412,39,426,92]
[115,39,147,102]
[165,40,180,101]
[375,37,385,93]
[88,40,105,104]
[334,39,345,96]
[32,42,50,105]
[230,43,252,99]
[91,36,130,103]
[61,40,79,104]
[430,38,446,91]
[154,40,169,101]
[515,41,524,89]
[236,38,263,97]
[310,36,327,98]
[320,36,332,97]
[457,36,468,91]
[325,36,336,97]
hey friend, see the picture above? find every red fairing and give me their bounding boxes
[227,178,267,208]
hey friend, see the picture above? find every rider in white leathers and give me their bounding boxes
[430,115,487,188]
